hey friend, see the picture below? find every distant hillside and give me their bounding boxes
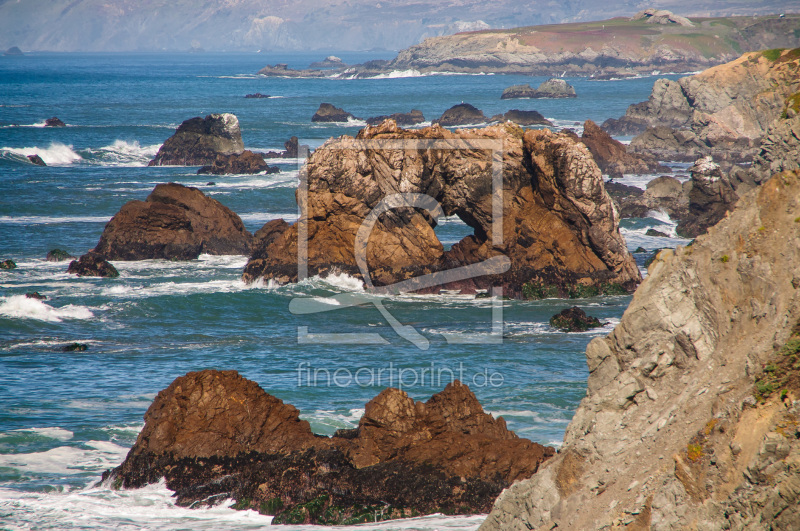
[382,13,800,76]
[0,0,799,52]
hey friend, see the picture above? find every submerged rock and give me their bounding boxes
[93,183,253,260]
[243,121,641,297]
[44,117,65,127]
[502,79,576,99]
[0,259,17,270]
[106,370,554,524]
[25,292,46,300]
[433,103,486,126]
[311,103,357,123]
[62,343,88,352]
[46,249,75,262]
[67,252,119,278]
[149,113,244,166]
[244,93,270,98]
[27,154,46,166]
[479,171,800,530]
[197,150,279,175]
[549,307,603,332]
[366,109,425,126]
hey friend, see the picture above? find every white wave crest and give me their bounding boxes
[85,140,161,167]
[0,295,94,322]
[367,69,424,79]
[1,427,75,441]
[1,143,82,165]
[0,440,127,475]
[346,117,367,127]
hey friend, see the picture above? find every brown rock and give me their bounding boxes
[311,103,357,122]
[107,370,554,524]
[578,120,669,177]
[27,154,46,166]
[149,113,244,166]
[93,183,253,260]
[67,252,119,277]
[676,156,739,238]
[44,117,66,127]
[433,103,487,126]
[243,121,641,298]
[197,150,279,175]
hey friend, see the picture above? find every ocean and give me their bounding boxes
[0,52,689,530]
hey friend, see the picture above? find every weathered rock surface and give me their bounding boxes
[149,114,244,166]
[606,176,689,221]
[576,120,669,177]
[44,117,65,127]
[501,79,576,99]
[46,248,75,262]
[0,259,17,270]
[607,49,800,162]
[480,170,800,531]
[366,109,425,126]
[197,150,279,175]
[242,121,641,298]
[67,252,119,277]
[257,63,329,78]
[27,154,46,166]
[433,103,487,126]
[549,307,603,332]
[676,156,739,238]
[631,8,693,27]
[491,109,552,127]
[106,370,554,525]
[262,136,310,159]
[93,183,253,260]
[311,103,357,123]
[751,114,800,182]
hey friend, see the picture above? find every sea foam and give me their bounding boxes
[0,295,94,322]
[1,143,83,165]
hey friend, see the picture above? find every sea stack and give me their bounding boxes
[149,113,244,166]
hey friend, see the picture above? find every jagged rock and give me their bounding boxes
[149,114,244,166]
[262,136,310,159]
[501,79,576,99]
[608,50,800,161]
[27,154,46,166]
[311,103,357,122]
[576,120,669,177]
[242,121,641,298]
[197,150,279,175]
[106,370,554,524]
[751,113,800,182]
[644,176,689,220]
[25,292,46,300]
[480,170,800,531]
[0,259,17,270]
[93,183,253,260]
[491,109,552,126]
[676,156,738,238]
[44,117,65,127]
[645,228,669,237]
[67,252,119,278]
[366,109,425,126]
[244,93,270,98]
[433,103,487,126]
[309,55,347,69]
[550,307,603,332]
[46,249,75,262]
[631,8,694,27]
[605,181,648,218]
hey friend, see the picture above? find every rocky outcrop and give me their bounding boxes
[27,154,46,166]
[262,136,309,159]
[631,8,693,27]
[576,120,669,177]
[244,93,269,98]
[491,109,552,126]
[149,114,244,166]
[257,64,329,78]
[311,103,358,123]
[550,307,603,332]
[605,177,689,220]
[46,248,74,262]
[0,259,17,270]
[433,103,487,126]
[93,183,253,260]
[607,49,800,162]
[3,46,23,56]
[197,150,279,175]
[106,370,554,525]
[67,252,119,277]
[676,156,739,238]
[751,113,800,182]
[480,170,800,531]
[501,79,576,99]
[242,121,641,298]
[44,117,65,127]
[366,109,425,126]
[309,55,347,69]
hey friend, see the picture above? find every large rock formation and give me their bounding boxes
[106,370,554,525]
[311,103,357,122]
[574,120,669,177]
[149,114,244,166]
[242,121,641,297]
[480,170,800,530]
[433,103,487,126]
[93,183,253,260]
[675,157,739,238]
[604,49,800,162]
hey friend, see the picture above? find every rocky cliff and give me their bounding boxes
[242,121,641,297]
[480,170,800,530]
[605,49,800,162]
[106,371,553,525]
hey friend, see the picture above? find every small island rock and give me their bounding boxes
[311,103,357,123]
[149,114,244,167]
[67,252,119,278]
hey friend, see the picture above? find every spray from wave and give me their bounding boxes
[0,143,83,165]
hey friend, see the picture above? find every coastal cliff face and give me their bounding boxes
[242,121,640,297]
[606,49,800,162]
[384,16,800,77]
[480,171,800,530]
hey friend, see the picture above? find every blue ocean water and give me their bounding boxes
[0,52,688,529]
